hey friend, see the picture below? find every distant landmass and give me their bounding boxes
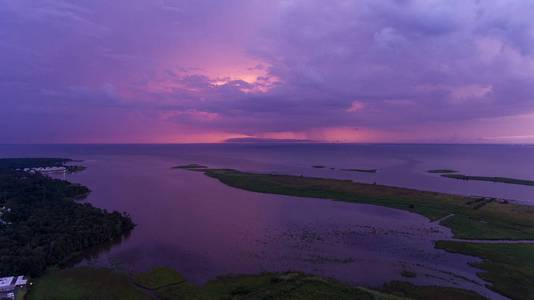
[224,137,317,143]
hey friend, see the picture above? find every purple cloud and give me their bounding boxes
[1,0,534,143]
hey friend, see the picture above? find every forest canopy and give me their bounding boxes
[0,158,134,277]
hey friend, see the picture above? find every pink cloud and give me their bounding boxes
[449,84,493,102]
[160,110,220,122]
[346,101,366,113]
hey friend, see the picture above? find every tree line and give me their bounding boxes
[0,159,135,277]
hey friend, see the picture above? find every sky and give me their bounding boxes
[1,0,534,143]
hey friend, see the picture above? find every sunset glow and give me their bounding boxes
[1,1,534,143]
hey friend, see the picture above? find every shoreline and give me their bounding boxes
[7,158,530,299]
[175,165,534,299]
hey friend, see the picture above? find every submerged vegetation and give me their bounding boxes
[0,158,135,277]
[28,267,487,300]
[441,174,534,186]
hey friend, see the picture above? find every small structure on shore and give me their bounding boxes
[0,276,29,300]
[23,166,66,174]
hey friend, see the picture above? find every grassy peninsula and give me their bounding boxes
[172,163,208,170]
[195,168,534,240]
[27,267,487,300]
[177,166,534,299]
[0,158,135,277]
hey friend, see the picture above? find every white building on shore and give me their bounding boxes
[0,276,29,300]
[23,166,67,174]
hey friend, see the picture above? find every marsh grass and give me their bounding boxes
[201,169,534,240]
[436,242,534,300]
[30,268,487,300]
[134,267,185,290]
[27,268,152,300]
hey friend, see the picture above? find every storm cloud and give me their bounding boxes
[1,0,534,143]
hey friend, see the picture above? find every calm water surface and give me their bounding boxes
[2,143,532,299]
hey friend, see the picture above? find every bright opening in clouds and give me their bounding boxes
[1,0,534,143]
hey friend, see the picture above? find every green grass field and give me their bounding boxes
[134,267,185,290]
[28,267,490,300]
[156,272,402,300]
[27,268,152,300]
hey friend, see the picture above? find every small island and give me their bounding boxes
[441,174,534,187]
[172,164,208,170]
[426,168,534,187]
[341,168,377,173]
[427,169,458,174]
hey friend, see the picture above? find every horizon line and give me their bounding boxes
[1,142,533,146]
